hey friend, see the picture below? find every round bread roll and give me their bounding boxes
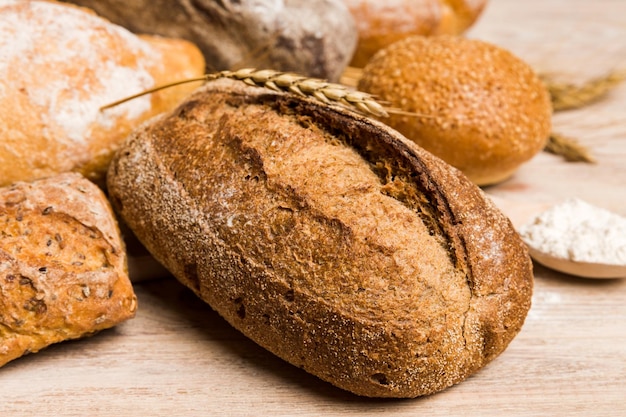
[0,0,205,187]
[343,0,488,67]
[358,35,552,186]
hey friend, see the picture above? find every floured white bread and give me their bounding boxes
[0,0,205,187]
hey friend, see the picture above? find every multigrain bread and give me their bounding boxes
[0,0,205,187]
[0,173,137,368]
[61,0,357,82]
[358,35,553,186]
[107,78,533,397]
[343,0,488,67]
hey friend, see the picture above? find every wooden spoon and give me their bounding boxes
[488,194,626,279]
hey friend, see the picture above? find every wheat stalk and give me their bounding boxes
[543,69,626,111]
[101,67,605,164]
[544,132,596,163]
[101,68,388,118]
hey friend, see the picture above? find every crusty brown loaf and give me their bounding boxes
[61,0,357,82]
[0,173,137,367]
[107,78,533,397]
[358,35,552,186]
[343,0,488,67]
[0,0,205,188]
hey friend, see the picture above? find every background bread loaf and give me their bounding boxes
[343,0,488,67]
[107,78,533,397]
[0,0,205,187]
[0,173,137,368]
[61,0,357,82]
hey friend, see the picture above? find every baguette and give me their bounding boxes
[0,173,137,367]
[107,78,533,397]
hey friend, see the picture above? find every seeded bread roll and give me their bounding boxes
[0,173,137,368]
[0,0,205,187]
[343,0,488,67]
[358,35,552,186]
[107,78,533,397]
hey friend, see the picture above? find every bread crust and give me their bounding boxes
[0,173,137,367]
[358,35,552,186]
[107,78,532,397]
[61,0,357,82]
[343,0,488,67]
[0,0,205,187]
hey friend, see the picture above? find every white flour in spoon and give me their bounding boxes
[519,198,626,265]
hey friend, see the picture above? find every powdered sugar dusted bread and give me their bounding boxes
[107,78,533,397]
[0,0,205,187]
[0,172,137,367]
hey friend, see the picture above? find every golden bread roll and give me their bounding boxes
[343,0,488,67]
[0,173,137,368]
[0,0,205,187]
[107,77,533,397]
[358,35,552,186]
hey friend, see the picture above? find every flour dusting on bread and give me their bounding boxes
[0,1,158,143]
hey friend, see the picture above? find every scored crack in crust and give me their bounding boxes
[107,78,533,397]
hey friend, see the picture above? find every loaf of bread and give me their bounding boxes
[107,78,533,397]
[0,173,137,368]
[358,35,552,186]
[343,0,488,67]
[0,0,205,188]
[61,0,357,82]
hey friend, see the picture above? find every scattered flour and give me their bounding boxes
[519,198,626,265]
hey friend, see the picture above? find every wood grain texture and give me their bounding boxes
[2,0,625,415]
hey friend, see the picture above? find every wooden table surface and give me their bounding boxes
[2,1,625,415]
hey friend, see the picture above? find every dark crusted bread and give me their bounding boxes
[62,0,357,82]
[0,173,137,367]
[107,78,533,397]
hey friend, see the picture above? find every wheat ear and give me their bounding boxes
[544,69,626,111]
[101,68,388,118]
[544,132,596,163]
